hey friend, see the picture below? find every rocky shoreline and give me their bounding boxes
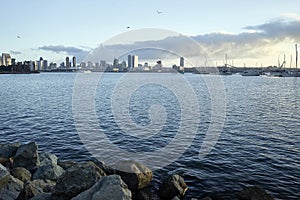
[0,142,274,200]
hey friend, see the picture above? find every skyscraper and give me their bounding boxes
[180,57,184,67]
[66,57,70,68]
[72,56,76,67]
[128,55,132,68]
[132,55,138,68]
[2,53,12,66]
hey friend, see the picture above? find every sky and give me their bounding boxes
[1,0,300,67]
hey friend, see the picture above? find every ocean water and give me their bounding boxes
[0,72,299,199]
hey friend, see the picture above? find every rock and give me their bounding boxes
[93,159,115,175]
[33,164,65,181]
[171,197,180,200]
[57,160,78,170]
[0,164,24,200]
[200,197,212,200]
[13,142,40,171]
[116,160,153,191]
[17,179,55,200]
[11,167,32,182]
[72,175,131,200]
[39,152,58,166]
[0,142,20,159]
[28,193,52,200]
[132,187,152,200]
[53,161,106,199]
[238,186,274,200]
[158,174,188,200]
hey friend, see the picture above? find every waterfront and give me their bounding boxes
[0,73,299,199]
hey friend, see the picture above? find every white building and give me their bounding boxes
[1,53,12,66]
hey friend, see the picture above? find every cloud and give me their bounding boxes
[10,50,22,55]
[39,15,300,66]
[38,45,90,62]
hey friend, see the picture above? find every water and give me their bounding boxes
[0,73,299,199]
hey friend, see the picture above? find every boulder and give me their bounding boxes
[238,186,274,200]
[53,161,106,199]
[57,160,78,170]
[33,164,65,181]
[39,152,58,166]
[13,142,40,171]
[72,175,132,200]
[0,164,24,200]
[116,160,153,191]
[158,174,188,200]
[93,159,115,175]
[199,197,212,200]
[17,179,55,200]
[11,167,32,182]
[28,193,52,200]
[0,142,20,159]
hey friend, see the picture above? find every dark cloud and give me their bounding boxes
[38,45,90,62]
[10,50,22,55]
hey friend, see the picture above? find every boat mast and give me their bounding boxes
[296,44,298,69]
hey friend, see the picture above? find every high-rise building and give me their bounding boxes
[72,56,76,67]
[37,57,48,70]
[0,56,2,66]
[113,58,119,68]
[66,57,70,68]
[128,55,132,68]
[132,55,138,68]
[2,53,12,66]
[180,57,184,67]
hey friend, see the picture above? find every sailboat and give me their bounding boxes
[268,44,300,77]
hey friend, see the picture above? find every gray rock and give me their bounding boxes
[0,142,20,159]
[238,186,274,200]
[33,164,65,181]
[0,170,23,200]
[17,179,55,200]
[13,142,40,171]
[0,163,10,183]
[11,167,32,182]
[116,160,153,191]
[171,197,180,200]
[39,152,58,166]
[72,175,131,200]
[53,161,106,199]
[158,174,188,199]
[57,160,78,170]
[28,193,52,200]
[93,160,115,175]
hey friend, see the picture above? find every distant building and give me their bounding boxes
[0,55,2,66]
[87,61,93,68]
[37,57,48,70]
[180,57,184,67]
[2,53,12,66]
[72,56,76,67]
[11,58,16,66]
[66,57,70,68]
[80,62,86,68]
[132,55,138,68]
[128,55,132,69]
[113,58,119,68]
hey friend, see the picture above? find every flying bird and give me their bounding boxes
[127,26,130,29]
[17,35,21,39]
[157,10,163,14]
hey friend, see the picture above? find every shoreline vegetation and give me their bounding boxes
[0,142,274,200]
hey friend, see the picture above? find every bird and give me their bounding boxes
[17,35,21,39]
[127,26,130,29]
[157,10,163,14]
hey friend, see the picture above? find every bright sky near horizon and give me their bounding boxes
[1,0,300,66]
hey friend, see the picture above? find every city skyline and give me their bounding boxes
[1,0,300,67]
